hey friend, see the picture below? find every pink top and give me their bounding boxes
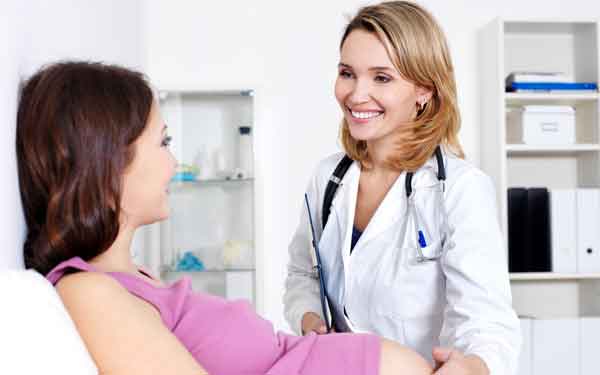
[47,257,380,375]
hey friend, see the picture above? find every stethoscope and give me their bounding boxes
[304,146,449,331]
[405,145,449,263]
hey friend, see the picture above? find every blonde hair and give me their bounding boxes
[339,1,464,171]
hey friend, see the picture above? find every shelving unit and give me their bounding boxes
[510,272,600,281]
[153,88,262,311]
[169,178,254,191]
[505,144,600,155]
[480,18,600,326]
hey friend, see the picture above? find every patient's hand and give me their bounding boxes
[301,312,328,335]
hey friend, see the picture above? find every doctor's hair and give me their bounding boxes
[339,1,464,171]
[16,61,154,276]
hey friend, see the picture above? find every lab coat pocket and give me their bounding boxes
[401,314,443,361]
[376,251,443,317]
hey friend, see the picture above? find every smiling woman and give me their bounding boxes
[336,2,463,172]
[284,2,521,375]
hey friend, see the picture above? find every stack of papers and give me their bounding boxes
[505,71,597,93]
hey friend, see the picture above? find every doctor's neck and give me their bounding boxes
[362,139,403,176]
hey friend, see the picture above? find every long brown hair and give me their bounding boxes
[340,1,464,171]
[16,61,154,275]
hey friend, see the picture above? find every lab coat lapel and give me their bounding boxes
[355,172,408,249]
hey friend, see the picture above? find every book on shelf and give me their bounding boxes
[506,82,598,92]
[506,71,573,84]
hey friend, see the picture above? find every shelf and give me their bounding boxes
[505,92,599,104]
[170,178,253,191]
[158,88,254,99]
[510,272,600,281]
[506,144,600,155]
[162,268,255,274]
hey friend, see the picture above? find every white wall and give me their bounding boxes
[143,0,600,331]
[3,0,597,330]
[0,0,143,270]
[0,1,26,270]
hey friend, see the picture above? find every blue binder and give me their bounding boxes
[507,82,598,91]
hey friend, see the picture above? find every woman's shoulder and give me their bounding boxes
[55,269,129,304]
[311,152,354,183]
[441,154,497,201]
[444,154,491,185]
[55,267,204,373]
[314,152,348,175]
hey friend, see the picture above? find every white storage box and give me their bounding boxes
[506,105,575,145]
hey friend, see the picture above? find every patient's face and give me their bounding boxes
[120,100,176,227]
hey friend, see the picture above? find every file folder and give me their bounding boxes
[508,188,528,272]
[550,190,577,273]
[527,188,552,272]
[576,189,600,273]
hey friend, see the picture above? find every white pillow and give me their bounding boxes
[0,269,98,374]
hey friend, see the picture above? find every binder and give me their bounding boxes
[507,82,598,92]
[550,190,577,273]
[527,188,552,272]
[508,188,528,272]
[576,189,600,273]
[508,188,552,272]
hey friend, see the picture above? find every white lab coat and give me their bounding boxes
[284,151,521,375]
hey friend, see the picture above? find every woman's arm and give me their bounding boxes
[283,168,327,334]
[439,169,521,375]
[56,272,208,374]
[379,338,433,375]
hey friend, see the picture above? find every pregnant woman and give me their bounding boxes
[16,61,433,374]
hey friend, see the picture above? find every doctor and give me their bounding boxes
[283,2,521,375]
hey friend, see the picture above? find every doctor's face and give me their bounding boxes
[335,30,431,143]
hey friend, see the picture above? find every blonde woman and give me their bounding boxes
[284,2,521,374]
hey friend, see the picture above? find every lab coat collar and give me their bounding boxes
[334,153,444,261]
[332,160,408,263]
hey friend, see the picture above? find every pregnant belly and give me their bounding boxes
[175,294,289,374]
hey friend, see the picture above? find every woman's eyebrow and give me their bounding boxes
[368,66,395,72]
[338,62,395,72]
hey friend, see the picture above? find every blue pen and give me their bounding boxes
[418,230,427,248]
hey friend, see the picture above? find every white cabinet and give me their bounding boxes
[149,88,262,311]
[480,18,600,374]
[518,318,532,375]
[531,319,579,375]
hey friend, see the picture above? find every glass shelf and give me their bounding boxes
[158,88,256,305]
[162,267,255,274]
[169,178,253,191]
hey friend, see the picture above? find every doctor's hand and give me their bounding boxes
[432,347,489,375]
[301,312,328,335]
